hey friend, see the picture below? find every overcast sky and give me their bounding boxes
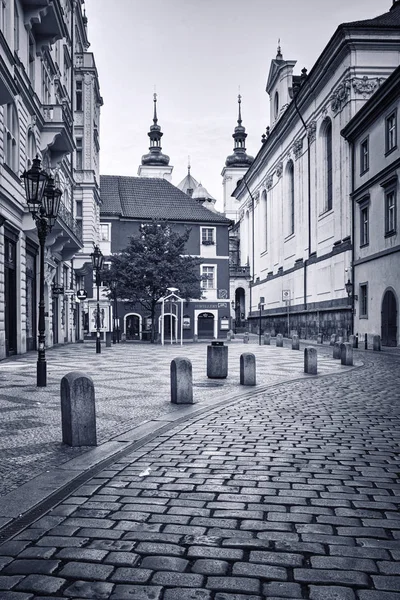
[84,0,390,211]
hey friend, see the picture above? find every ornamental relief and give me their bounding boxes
[265,174,273,190]
[352,75,384,98]
[330,79,351,114]
[275,161,283,178]
[307,120,316,143]
[292,138,303,160]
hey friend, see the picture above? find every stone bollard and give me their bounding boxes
[349,334,357,348]
[226,331,232,342]
[193,334,198,343]
[333,342,341,359]
[317,334,323,345]
[304,347,317,374]
[61,372,97,447]
[341,342,353,366]
[292,334,300,350]
[207,342,228,379]
[263,332,271,345]
[240,353,256,386]
[243,332,249,344]
[337,336,344,344]
[276,334,283,347]
[373,335,381,352]
[170,357,193,404]
[106,332,112,347]
[364,334,368,350]
[330,334,337,346]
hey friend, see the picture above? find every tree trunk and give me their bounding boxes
[150,303,156,344]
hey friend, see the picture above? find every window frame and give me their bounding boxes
[201,226,215,246]
[359,282,368,319]
[287,160,295,236]
[325,119,333,212]
[360,136,369,175]
[100,223,110,242]
[385,188,396,236]
[360,204,369,247]
[76,137,83,170]
[385,110,397,155]
[201,264,216,290]
[4,102,19,172]
[75,80,83,111]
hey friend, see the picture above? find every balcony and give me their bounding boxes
[229,265,251,278]
[46,202,83,261]
[40,103,74,166]
[21,0,67,50]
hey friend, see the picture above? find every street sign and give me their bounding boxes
[76,289,88,300]
[282,290,290,301]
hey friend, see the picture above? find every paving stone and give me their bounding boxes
[191,559,230,575]
[249,550,304,567]
[0,575,25,589]
[2,560,60,575]
[88,540,136,551]
[214,595,262,600]
[309,584,356,599]
[15,574,65,594]
[58,561,114,580]
[55,548,108,562]
[110,584,163,599]
[206,576,260,593]
[358,592,400,599]
[63,580,115,598]
[0,593,34,600]
[151,572,205,587]
[77,527,124,539]
[294,568,369,586]
[135,542,185,556]
[110,568,153,583]
[188,546,243,560]
[263,582,303,598]
[140,556,189,571]
[36,535,89,547]
[232,562,287,580]
[310,555,377,572]
[371,575,400,591]
[104,551,140,566]
[0,542,30,556]
[163,589,211,600]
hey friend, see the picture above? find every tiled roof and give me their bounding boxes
[343,3,400,27]
[100,175,230,224]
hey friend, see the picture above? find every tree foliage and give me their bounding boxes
[102,220,203,342]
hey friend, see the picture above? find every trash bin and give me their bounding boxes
[207,342,228,379]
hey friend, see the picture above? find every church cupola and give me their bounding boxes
[141,93,170,167]
[225,95,254,168]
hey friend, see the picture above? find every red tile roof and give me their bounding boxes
[100,175,230,224]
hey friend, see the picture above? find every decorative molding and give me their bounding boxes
[330,79,351,114]
[239,209,244,221]
[322,106,328,119]
[275,162,283,178]
[293,138,303,160]
[307,120,316,143]
[265,175,273,190]
[352,75,385,98]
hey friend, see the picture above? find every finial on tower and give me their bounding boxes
[188,155,191,175]
[276,38,283,59]
[153,92,158,124]
[237,94,242,125]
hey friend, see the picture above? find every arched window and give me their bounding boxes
[287,160,295,235]
[262,190,268,250]
[274,91,279,119]
[4,102,19,172]
[325,119,333,211]
[26,129,37,168]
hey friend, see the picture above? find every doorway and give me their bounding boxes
[198,312,215,339]
[126,314,140,340]
[381,289,397,347]
[5,235,17,356]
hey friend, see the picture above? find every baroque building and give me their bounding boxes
[231,1,400,343]
[0,0,101,358]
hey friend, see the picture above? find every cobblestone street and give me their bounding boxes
[0,339,399,599]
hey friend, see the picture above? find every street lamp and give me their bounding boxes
[21,157,62,387]
[258,296,265,345]
[111,280,119,344]
[91,245,104,353]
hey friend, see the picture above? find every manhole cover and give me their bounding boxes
[193,382,225,388]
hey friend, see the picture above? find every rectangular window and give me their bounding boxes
[42,60,51,104]
[360,137,369,174]
[100,223,110,241]
[75,80,82,111]
[201,227,215,245]
[76,137,83,170]
[201,265,215,289]
[386,111,397,154]
[13,3,18,52]
[28,34,35,85]
[75,201,82,218]
[360,206,369,246]
[359,283,368,318]
[385,190,396,235]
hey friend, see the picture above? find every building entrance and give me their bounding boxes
[198,312,214,339]
[126,314,140,340]
[5,235,17,356]
[381,289,397,347]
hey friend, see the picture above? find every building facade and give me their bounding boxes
[0,0,101,359]
[231,2,400,342]
[99,176,231,342]
[342,64,400,346]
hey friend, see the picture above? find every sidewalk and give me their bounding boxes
[0,340,399,598]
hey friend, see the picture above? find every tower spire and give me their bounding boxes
[237,94,242,125]
[140,93,170,167]
[225,95,254,168]
[276,38,283,59]
[153,92,158,124]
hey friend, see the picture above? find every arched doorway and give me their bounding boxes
[126,314,140,340]
[198,312,214,339]
[234,287,246,332]
[381,289,397,347]
[163,313,177,341]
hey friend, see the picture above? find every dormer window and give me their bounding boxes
[274,91,279,118]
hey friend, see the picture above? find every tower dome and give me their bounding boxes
[225,95,254,168]
[141,93,170,166]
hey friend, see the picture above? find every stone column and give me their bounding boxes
[333,342,341,359]
[373,335,381,352]
[240,353,256,386]
[171,357,193,404]
[341,342,353,366]
[304,347,317,374]
[61,372,97,446]
[292,335,299,350]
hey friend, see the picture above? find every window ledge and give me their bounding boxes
[360,242,369,248]
[318,208,334,221]
[360,168,369,176]
[384,229,397,238]
[359,315,368,319]
[385,146,397,158]
[284,232,295,242]
[3,163,22,184]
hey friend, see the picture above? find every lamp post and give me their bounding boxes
[91,245,104,353]
[111,280,119,344]
[345,269,358,336]
[21,157,62,387]
[258,296,265,345]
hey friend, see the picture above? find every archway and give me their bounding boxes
[198,312,215,339]
[381,289,397,347]
[125,314,141,340]
[163,313,177,341]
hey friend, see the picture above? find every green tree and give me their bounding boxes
[103,220,203,343]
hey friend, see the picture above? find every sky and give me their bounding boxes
[84,0,390,211]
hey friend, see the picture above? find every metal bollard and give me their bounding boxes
[61,372,97,447]
[207,342,228,379]
[292,334,300,350]
[341,342,353,366]
[373,335,381,352]
[276,334,283,347]
[333,342,341,359]
[240,353,256,386]
[304,347,317,374]
[170,357,193,404]
[106,332,112,347]
[349,334,357,348]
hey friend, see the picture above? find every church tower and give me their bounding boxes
[138,93,173,180]
[221,95,253,222]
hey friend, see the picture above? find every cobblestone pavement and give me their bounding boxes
[0,339,353,497]
[0,343,399,599]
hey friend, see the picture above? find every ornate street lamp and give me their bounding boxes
[111,280,119,344]
[91,245,104,353]
[21,157,62,387]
